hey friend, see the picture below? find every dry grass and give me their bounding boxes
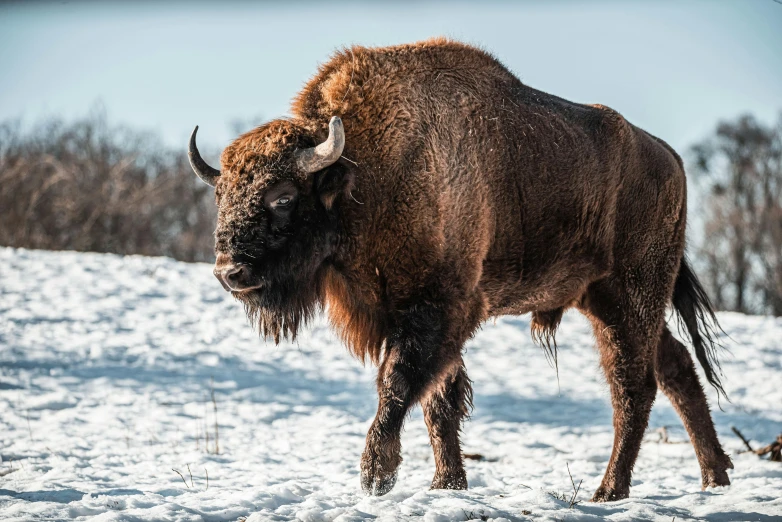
[194,378,221,455]
[547,463,582,509]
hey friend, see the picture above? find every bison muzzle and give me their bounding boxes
[188,38,732,501]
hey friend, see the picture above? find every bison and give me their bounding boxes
[188,38,732,501]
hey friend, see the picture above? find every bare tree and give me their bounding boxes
[0,111,217,262]
[691,113,782,314]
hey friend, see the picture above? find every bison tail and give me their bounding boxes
[671,256,728,400]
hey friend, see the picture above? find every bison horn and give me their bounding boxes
[295,116,345,174]
[188,126,220,187]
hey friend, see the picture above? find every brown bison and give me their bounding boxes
[188,38,732,501]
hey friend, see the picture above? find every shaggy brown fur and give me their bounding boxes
[200,38,731,501]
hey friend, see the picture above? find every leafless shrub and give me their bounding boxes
[0,110,217,262]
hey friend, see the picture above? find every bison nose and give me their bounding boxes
[213,262,257,292]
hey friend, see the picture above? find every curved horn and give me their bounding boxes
[188,126,220,187]
[295,116,345,174]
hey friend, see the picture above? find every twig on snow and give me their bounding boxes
[731,427,782,461]
[754,435,782,461]
[655,426,690,444]
[463,453,484,461]
[731,426,755,453]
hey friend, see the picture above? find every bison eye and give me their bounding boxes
[264,181,298,210]
[271,195,295,210]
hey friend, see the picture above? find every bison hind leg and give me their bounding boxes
[531,307,565,367]
[655,327,732,489]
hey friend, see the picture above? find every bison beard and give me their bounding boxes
[192,38,733,502]
[234,232,332,343]
[236,276,322,344]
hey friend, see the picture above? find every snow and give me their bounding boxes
[1,246,780,522]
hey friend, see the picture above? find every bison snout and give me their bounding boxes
[213,260,261,292]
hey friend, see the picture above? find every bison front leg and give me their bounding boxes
[361,302,465,496]
[421,363,472,490]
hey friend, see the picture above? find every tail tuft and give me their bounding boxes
[671,257,728,400]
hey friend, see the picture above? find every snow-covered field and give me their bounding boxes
[1,247,780,521]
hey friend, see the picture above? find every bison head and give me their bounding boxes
[188,116,353,342]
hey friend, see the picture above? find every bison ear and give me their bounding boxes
[315,163,355,211]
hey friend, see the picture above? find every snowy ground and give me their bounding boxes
[0,247,780,522]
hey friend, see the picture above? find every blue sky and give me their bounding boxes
[0,0,780,155]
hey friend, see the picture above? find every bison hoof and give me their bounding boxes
[360,467,397,496]
[702,454,732,490]
[360,442,402,496]
[702,469,731,489]
[430,471,467,491]
[591,485,629,502]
